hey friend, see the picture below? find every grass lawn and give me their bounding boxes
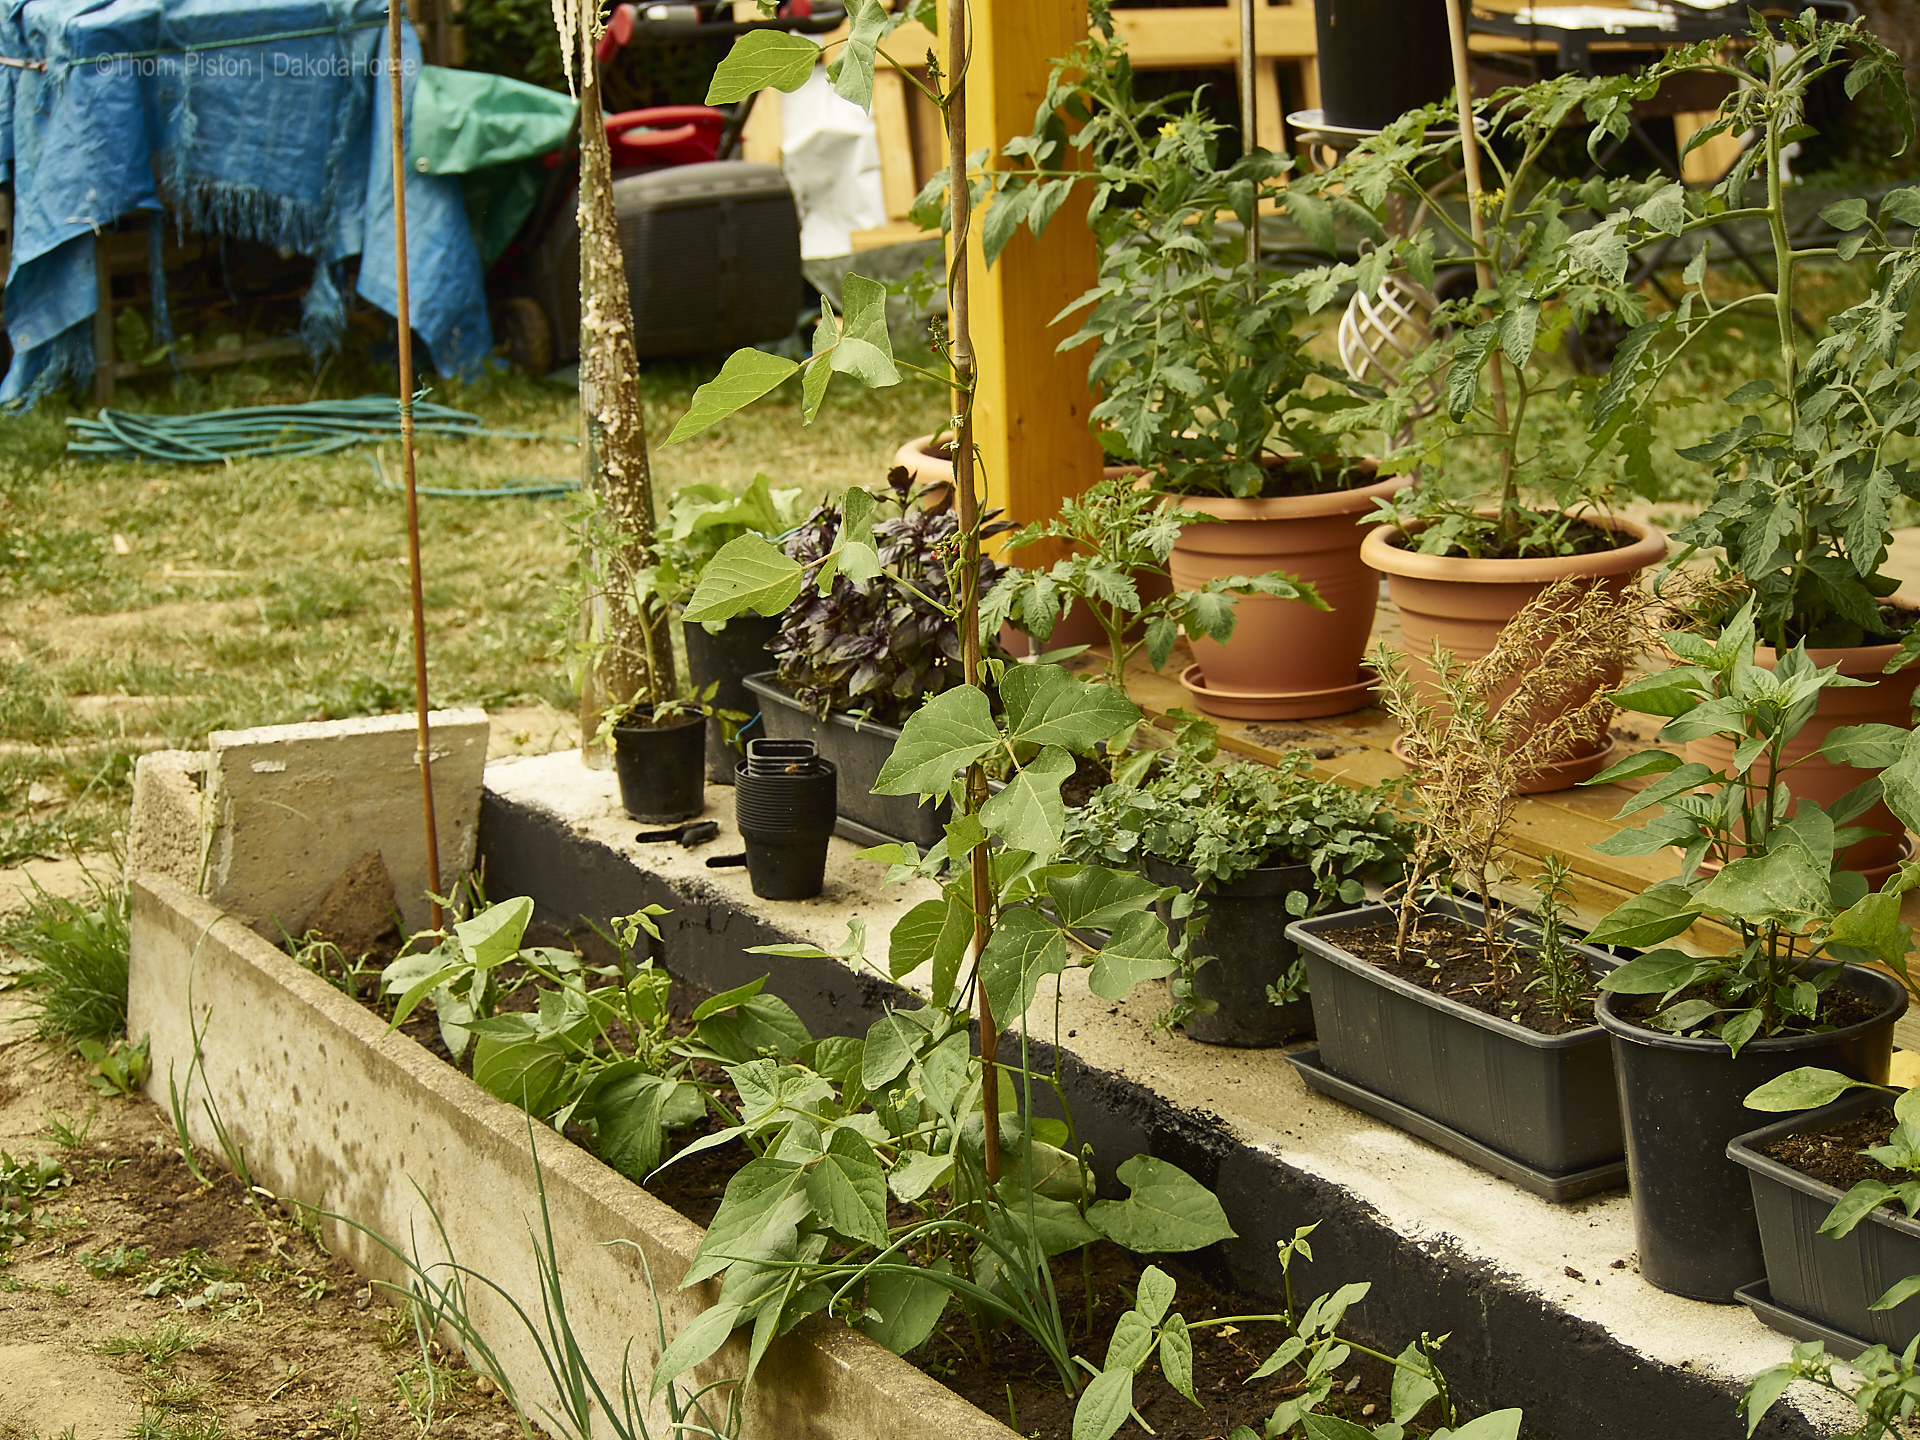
[0,346,948,869]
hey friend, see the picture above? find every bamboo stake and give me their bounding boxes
[385,0,443,930]
[1442,0,1512,507]
[947,0,997,1187]
[1239,0,1258,273]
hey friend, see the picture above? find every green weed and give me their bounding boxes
[79,1242,150,1278]
[37,1102,93,1150]
[78,1034,150,1096]
[97,1317,208,1370]
[0,878,129,1043]
[137,1250,238,1299]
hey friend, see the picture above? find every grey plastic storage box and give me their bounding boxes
[536,161,801,363]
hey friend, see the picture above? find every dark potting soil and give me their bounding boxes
[1610,984,1881,1035]
[917,1243,1427,1440]
[1758,1113,1908,1199]
[1335,913,1593,1037]
[1385,514,1629,561]
[1162,456,1372,501]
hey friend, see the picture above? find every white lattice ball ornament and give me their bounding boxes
[1338,275,1442,419]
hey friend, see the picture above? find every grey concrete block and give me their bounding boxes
[124,750,208,897]
[127,874,1016,1440]
[203,710,488,935]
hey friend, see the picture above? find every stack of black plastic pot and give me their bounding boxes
[734,739,836,900]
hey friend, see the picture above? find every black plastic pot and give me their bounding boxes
[743,672,948,848]
[610,709,706,824]
[1597,967,1907,1303]
[683,615,781,785]
[1145,856,1314,1048]
[1288,898,1623,1175]
[1314,0,1455,132]
[1731,1091,1920,1349]
[734,739,837,901]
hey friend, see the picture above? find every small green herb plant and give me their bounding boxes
[1070,726,1410,894]
[1739,1071,1920,1440]
[1067,723,1410,1020]
[1584,600,1920,1052]
[981,476,1325,698]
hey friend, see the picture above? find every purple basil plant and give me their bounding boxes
[771,473,1009,726]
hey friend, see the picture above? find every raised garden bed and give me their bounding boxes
[475,752,1855,1440]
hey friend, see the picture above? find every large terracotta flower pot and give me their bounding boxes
[1359,514,1668,793]
[1684,620,1920,883]
[1168,466,1410,719]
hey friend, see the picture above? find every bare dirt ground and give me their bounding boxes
[0,989,522,1440]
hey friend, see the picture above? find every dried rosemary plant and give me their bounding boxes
[1368,575,1677,1000]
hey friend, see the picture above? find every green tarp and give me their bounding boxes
[409,66,579,267]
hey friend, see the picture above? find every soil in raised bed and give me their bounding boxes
[914,1242,1437,1440]
[1758,1112,1909,1199]
[293,926,1492,1437]
[1332,913,1594,1037]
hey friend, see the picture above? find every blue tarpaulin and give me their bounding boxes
[0,0,491,405]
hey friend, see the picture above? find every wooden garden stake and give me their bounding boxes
[385,0,442,929]
[1442,0,1512,497]
[946,0,999,1187]
[1239,0,1258,274]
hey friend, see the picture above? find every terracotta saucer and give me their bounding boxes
[1178,664,1379,721]
[1389,733,1618,795]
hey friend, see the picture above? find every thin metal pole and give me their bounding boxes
[1239,0,1258,272]
[386,1,444,930]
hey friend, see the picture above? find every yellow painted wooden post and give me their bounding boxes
[961,0,1102,563]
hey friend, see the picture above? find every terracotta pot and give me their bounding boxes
[1168,465,1410,713]
[892,434,956,511]
[1359,514,1668,793]
[897,433,1159,653]
[1684,619,1920,883]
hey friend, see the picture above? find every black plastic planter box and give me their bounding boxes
[1730,1091,1920,1351]
[1287,898,1622,1176]
[743,672,947,849]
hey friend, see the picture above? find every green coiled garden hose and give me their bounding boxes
[65,397,577,500]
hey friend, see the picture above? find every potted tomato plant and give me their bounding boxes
[994,31,1403,719]
[1588,13,1920,878]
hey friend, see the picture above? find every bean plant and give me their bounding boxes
[653,0,1254,1406]
[382,897,805,1187]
